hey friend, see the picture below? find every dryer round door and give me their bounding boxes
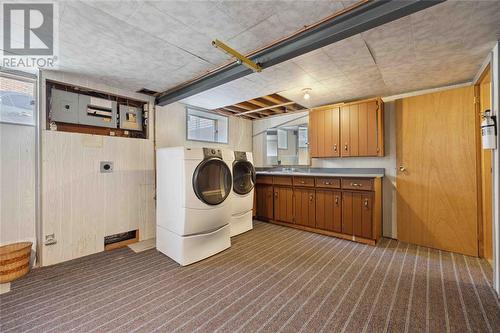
[193,158,232,205]
[232,160,256,195]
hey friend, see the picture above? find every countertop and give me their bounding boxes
[255,167,385,178]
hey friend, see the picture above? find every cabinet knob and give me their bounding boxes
[309,194,314,201]
[335,197,339,206]
[344,144,348,151]
[274,192,278,197]
[333,144,337,152]
[364,199,369,208]
[399,165,406,172]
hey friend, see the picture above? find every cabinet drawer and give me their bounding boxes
[293,176,315,187]
[341,178,374,191]
[256,175,273,184]
[273,176,292,186]
[315,177,340,189]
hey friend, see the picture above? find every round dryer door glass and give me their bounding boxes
[232,161,256,195]
[193,158,232,205]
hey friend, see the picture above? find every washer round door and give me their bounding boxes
[232,160,256,195]
[193,158,232,205]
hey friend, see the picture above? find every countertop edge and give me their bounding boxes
[256,171,384,178]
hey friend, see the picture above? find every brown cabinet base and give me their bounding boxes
[261,219,377,246]
[255,175,382,246]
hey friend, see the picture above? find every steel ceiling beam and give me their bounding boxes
[156,0,445,106]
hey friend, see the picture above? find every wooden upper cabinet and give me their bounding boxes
[311,98,384,158]
[309,106,340,158]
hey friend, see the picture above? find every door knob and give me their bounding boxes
[399,165,406,172]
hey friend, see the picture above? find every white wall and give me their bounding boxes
[40,71,156,266]
[0,124,36,247]
[156,102,252,152]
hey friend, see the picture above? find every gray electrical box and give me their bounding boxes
[119,104,143,131]
[51,88,79,124]
[78,94,117,128]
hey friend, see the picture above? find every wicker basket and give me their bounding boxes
[0,242,32,283]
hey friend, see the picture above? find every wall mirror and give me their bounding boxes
[266,122,309,166]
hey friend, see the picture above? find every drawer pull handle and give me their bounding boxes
[350,183,363,187]
[300,181,305,184]
[324,182,331,185]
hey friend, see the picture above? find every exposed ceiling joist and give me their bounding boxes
[247,99,287,114]
[156,0,444,106]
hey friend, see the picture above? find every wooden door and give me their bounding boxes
[477,66,493,263]
[315,190,342,232]
[294,188,315,228]
[274,186,294,223]
[256,184,274,220]
[396,86,479,256]
[353,193,373,239]
[341,192,353,234]
[358,101,379,156]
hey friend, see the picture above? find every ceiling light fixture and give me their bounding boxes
[302,88,312,100]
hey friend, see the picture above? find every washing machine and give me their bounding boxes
[230,151,256,237]
[156,147,233,265]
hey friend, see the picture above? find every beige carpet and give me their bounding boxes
[1,221,499,333]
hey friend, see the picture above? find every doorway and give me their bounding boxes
[396,86,479,256]
[476,64,493,265]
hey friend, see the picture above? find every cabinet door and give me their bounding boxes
[358,101,379,156]
[294,188,316,228]
[342,192,353,234]
[316,190,342,232]
[274,186,294,223]
[256,184,274,220]
[349,104,359,156]
[324,107,340,157]
[353,193,373,239]
[309,109,319,157]
[341,105,351,156]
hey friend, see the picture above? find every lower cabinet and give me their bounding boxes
[255,175,382,245]
[342,192,373,239]
[274,186,294,223]
[315,190,342,233]
[256,184,274,220]
[294,188,316,228]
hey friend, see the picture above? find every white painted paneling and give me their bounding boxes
[155,102,252,152]
[41,131,155,266]
[40,71,156,266]
[0,123,36,246]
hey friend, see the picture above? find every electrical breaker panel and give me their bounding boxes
[50,88,79,124]
[78,95,117,128]
[119,104,143,131]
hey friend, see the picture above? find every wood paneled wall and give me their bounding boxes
[0,124,36,247]
[41,131,155,266]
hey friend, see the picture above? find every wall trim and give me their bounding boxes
[382,81,473,102]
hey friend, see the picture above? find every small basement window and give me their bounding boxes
[187,106,228,144]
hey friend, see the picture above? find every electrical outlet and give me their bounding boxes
[100,161,113,173]
[45,234,57,246]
